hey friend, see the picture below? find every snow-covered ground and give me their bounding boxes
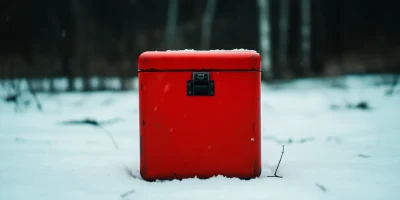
[0,75,399,200]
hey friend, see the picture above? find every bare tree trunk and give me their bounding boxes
[312,0,326,74]
[58,20,74,91]
[278,0,290,78]
[63,56,74,92]
[49,78,56,93]
[119,58,133,91]
[300,0,311,74]
[26,78,43,111]
[165,0,179,50]
[49,3,60,93]
[98,76,106,91]
[58,29,74,91]
[257,0,272,80]
[71,0,90,91]
[200,0,217,50]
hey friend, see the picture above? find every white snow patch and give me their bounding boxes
[1,75,399,200]
[166,49,196,51]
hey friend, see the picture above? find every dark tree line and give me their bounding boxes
[1,0,399,89]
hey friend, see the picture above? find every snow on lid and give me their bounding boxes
[210,49,257,52]
[165,48,258,52]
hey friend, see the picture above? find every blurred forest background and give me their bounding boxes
[1,0,400,92]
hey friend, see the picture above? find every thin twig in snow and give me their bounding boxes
[59,118,123,126]
[358,154,370,158]
[120,189,135,199]
[58,118,121,149]
[97,125,119,149]
[268,145,284,178]
[123,165,142,180]
[263,136,315,144]
[315,183,327,192]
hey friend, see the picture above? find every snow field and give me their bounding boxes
[0,75,399,200]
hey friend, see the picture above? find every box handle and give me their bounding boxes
[187,72,214,96]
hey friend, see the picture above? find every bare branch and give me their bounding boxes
[200,0,217,50]
[123,165,143,180]
[268,145,284,178]
[97,125,119,149]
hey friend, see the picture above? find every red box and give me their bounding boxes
[138,50,261,181]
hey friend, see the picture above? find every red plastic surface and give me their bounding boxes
[138,51,261,181]
[138,50,261,71]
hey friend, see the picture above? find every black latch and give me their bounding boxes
[187,72,214,96]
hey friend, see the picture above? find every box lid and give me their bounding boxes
[138,50,261,71]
